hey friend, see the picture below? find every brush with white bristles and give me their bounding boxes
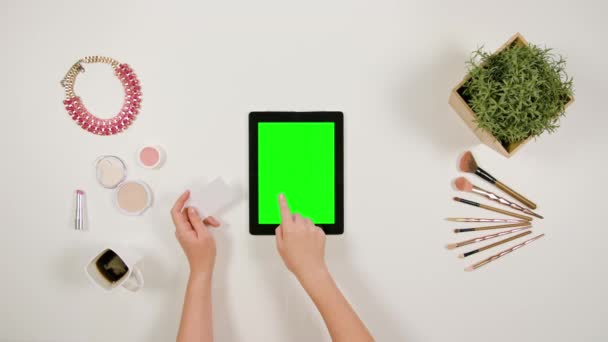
[454,177,543,219]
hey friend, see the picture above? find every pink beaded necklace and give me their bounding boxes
[61,56,142,135]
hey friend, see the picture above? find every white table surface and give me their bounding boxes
[2,0,607,341]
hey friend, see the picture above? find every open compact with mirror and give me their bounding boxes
[95,155,153,216]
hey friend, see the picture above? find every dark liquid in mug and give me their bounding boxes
[96,249,129,283]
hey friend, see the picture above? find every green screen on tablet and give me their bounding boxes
[257,122,335,224]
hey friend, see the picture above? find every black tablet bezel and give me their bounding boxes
[249,111,344,235]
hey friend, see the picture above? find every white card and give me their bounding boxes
[187,177,241,218]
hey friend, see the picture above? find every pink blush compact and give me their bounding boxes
[137,145,164,169]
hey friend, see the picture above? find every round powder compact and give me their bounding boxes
[96,156,127,189]
[137,145,165,169]
[115,180,152,215]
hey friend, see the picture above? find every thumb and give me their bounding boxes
[187,207,208,236]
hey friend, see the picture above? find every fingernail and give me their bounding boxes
[189,207,196,214]
[279,193,285,200]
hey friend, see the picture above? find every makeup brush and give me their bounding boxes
[454,177,543,219]
[458,231,531,258]
[453,197,532,221]
[459,151,537,209]
[445,226,530,250]
[453,222,531,233]
[465,234,545,271]
[445,217,527,223]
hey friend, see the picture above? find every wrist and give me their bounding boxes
[188,269,213,284]
[295,264,330,285]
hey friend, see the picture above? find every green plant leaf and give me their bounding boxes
[460,42,574,146]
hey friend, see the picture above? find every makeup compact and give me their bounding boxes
[95,155,153,216]
[115,180,153,215]
[96,156,127,189]
[137,145,165,169]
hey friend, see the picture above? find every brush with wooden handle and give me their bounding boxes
[453,222,531,233]
[445,226,530,250]
[454,177,543,219]
[459,151,537,210]
[453,197,533,221]
[458,231,532,258]
[446,217,527,223]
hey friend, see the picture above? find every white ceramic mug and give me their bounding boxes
[85,245,144,292]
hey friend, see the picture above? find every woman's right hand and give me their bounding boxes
[275,194,328,279]
[275,194,374,342]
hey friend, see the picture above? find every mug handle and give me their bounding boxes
[122,267,144,292]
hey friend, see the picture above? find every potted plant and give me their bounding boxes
[449,33,574,157]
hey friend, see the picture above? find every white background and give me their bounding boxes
[1,0,607,341]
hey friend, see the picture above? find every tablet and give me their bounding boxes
[249,112,344,235]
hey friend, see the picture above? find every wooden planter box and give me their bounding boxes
[449,33,574,158]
